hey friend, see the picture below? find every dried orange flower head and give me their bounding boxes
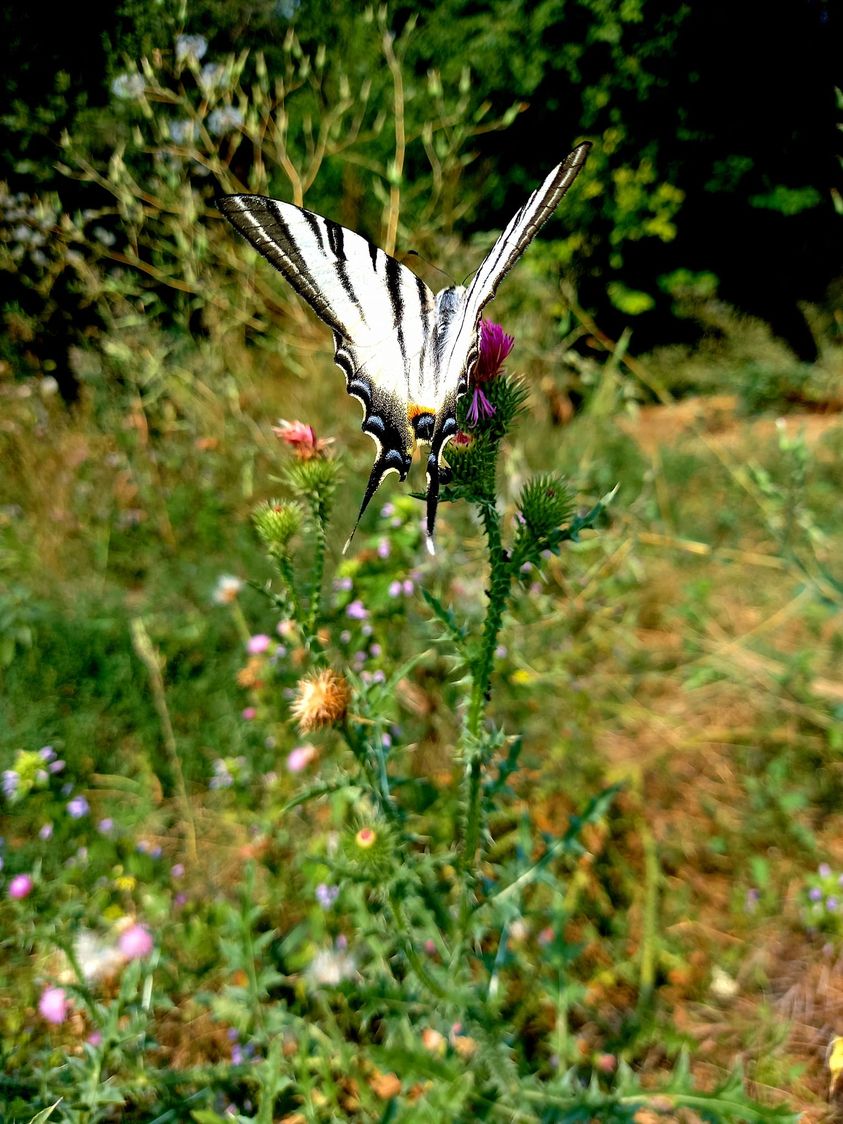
[291,668,350,732]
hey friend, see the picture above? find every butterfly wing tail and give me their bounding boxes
[422,409,459,555]
[342,448,410,555]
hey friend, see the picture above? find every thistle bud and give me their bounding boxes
[252,499,304,553]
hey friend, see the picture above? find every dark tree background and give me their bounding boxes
[1,0,840,372]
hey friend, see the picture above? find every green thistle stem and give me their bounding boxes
[305,497,328,641]
[458,494,513,952]
[389,890,450,1000]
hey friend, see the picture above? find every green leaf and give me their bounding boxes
[27,1104,62,1124]
[420,587,468,646]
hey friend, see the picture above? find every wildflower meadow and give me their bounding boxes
[2,5,842,1123]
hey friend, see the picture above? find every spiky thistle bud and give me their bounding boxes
[253,499,305,554]
[340,823,394,880]
[517,474,573,539]
[290,667,350,732]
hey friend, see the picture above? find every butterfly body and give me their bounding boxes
[218,142,590,552]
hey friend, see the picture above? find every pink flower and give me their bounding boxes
[241,706,257,720]
[272,419,334,460]
[475,319,514,382]
[9,873,33,900]
[247,634,271,655]
[286,744,317,773]
[38,986,69,1024]
[345,599,368,620]
[118,923,154,960]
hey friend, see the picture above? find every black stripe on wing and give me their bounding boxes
[217,195,379,339]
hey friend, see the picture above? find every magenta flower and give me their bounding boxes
[241,706,257,721]
[38,986,69,1024]
[118,923,154,960]
[9,873,33,900]
[476,319,515,381]
[247,634,271,655]
[464,320,514,427]
[466,386,496,426]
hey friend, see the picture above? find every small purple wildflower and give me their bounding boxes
[370,643,382,658]
[49,760,65,774]
[809,887,823,901]
[247,634,271,655]
[388,580,402,598]
[828,897,839,912]
[39,823,53,840]
[333,577,353,592]
[377,538,391,559]
[67,795,90,819]
[171,863,185,878]
[380,502,395,517]
[402,579,414,596]
[315,882,340,909]
[819,863,832,878]
[241,706,257,721]
[98,818,114,835]
[2,771,19,799]
[346,599,368,620]
[39,746,56,762]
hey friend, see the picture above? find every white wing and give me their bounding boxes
[218,194,436,543]
[439,142,591,382]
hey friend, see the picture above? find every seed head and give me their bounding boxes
[291,668,350,732]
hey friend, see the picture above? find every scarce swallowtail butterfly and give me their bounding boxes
[217,141,590,555]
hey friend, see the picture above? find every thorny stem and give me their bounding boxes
[457,495,512,954]
[305,497,328,640]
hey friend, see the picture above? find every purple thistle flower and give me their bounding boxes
[346,599,368,620]
[475,319,515,382]
[466,386,496,427]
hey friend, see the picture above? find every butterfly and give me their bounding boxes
[217,141,590,554]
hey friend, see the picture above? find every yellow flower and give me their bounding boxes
[290,668,350,732]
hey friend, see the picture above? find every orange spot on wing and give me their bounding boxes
[407,403,434,421]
